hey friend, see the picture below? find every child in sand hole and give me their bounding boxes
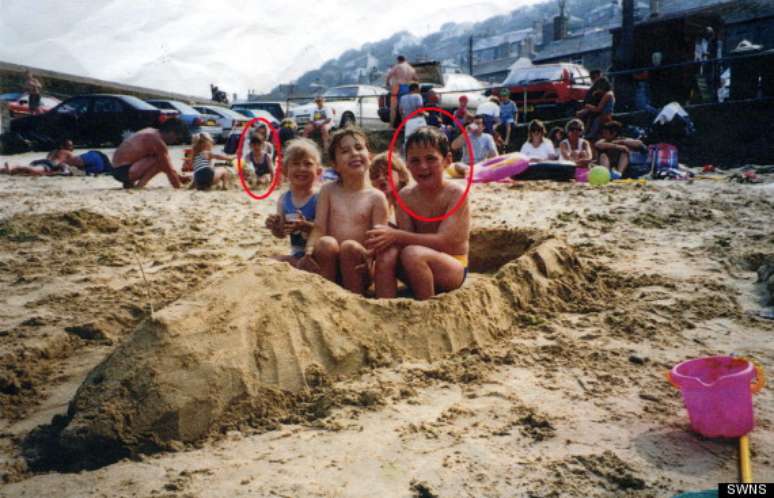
[369,152,410,225]
[265,138,322,267]
[368,126,471,300]
[299,127,389,296]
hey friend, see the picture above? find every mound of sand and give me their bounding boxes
[0,210,122,242]
[51,229,610,462]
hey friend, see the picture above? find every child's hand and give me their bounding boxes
[297,254,320,273]
[366,224,399,254]
[265,214,285,238]
[294,210,314,234]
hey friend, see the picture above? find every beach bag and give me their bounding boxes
[625,149,651,179]
[648,143,678,178]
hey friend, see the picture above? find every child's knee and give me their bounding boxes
[400,245,425,269]
[339,240,365,259]
[315,236,339,256]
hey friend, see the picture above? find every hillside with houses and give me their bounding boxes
[256,0,773,99]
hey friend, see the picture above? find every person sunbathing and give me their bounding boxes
[1,139,75,176]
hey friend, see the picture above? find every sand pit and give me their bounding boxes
[47,229,609,464]
[1,149,773,496]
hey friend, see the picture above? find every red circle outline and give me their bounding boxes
[387,107,474,223]
[235,117,283,200]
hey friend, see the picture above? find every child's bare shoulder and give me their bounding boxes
[366,187,387,203]
[319,182,338,196]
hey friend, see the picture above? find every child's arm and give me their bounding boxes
[210,152,233,161]
[302,185,331,257]
[367,189,469,254]
[265,195,286,239]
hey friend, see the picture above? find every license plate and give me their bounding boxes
[206,119,217,126]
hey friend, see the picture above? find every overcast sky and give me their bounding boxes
[0,0,540,99]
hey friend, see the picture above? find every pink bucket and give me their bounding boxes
[668,356,764,438]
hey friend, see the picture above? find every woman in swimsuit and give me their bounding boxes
[1,139,74,176]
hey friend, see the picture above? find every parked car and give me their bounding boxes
[10,94,170,149]
[433,73,489,112]
[0,92,61,117]
[496,63,591,120]
[231,101,287,122]
[146,99,221,139]
[193,104,249,143]
[231,108,281,127]
[288,85,387,130]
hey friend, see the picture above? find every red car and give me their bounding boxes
[497,63,591,120]
[0,92,61,117]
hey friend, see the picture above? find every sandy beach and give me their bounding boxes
[0,145,772,497]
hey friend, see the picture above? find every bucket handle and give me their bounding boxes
[666,370,679,389]
[666,360,765,393]
[749,359,765,394]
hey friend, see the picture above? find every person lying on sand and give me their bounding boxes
[1,139,75,176]
[265,138,321,267]
[111,118,189,189]
[368,126,471,300]
[299,127,389,296]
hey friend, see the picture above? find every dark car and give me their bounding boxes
[10,94,169,149]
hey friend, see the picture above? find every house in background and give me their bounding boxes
[471,25,542,83]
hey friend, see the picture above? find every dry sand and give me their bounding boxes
[0,145,773,497]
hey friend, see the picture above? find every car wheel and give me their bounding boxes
[340,113,356,128]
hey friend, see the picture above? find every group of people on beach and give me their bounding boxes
[265,126,469,300]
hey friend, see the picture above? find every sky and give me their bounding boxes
[0,0,538,99]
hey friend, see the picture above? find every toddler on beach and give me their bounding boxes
[369,152,410,225]
[245,131,274,185]
[368,126,471,300]
[265,138,322,267]
[191,132,233,190]
[299,127,389,296]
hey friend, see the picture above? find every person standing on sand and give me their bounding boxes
[386,55,418,126]
[111,118,189,189]
[24,70,43,115]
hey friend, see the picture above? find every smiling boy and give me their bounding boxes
[368,126,470,300]
[300,127,389,295]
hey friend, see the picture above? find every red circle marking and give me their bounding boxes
[387,106,474,223]
[235,117,282,200]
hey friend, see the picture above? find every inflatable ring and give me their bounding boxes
[472,152,529,183]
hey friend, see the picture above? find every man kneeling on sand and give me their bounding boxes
[368,126,471,300]
[111,118,189,188]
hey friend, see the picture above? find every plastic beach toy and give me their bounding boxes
[575,166,589,183]
[667,356,765,438]
[472,152,529,183]
[588,165,610,186]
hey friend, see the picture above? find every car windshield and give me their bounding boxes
[122,95,158,110]
[503,66,564,86]
[212,107,245,119]
[0,92,23,101]
[151,100,198,114]
[323,87,358,98]
[171,101,200,114]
